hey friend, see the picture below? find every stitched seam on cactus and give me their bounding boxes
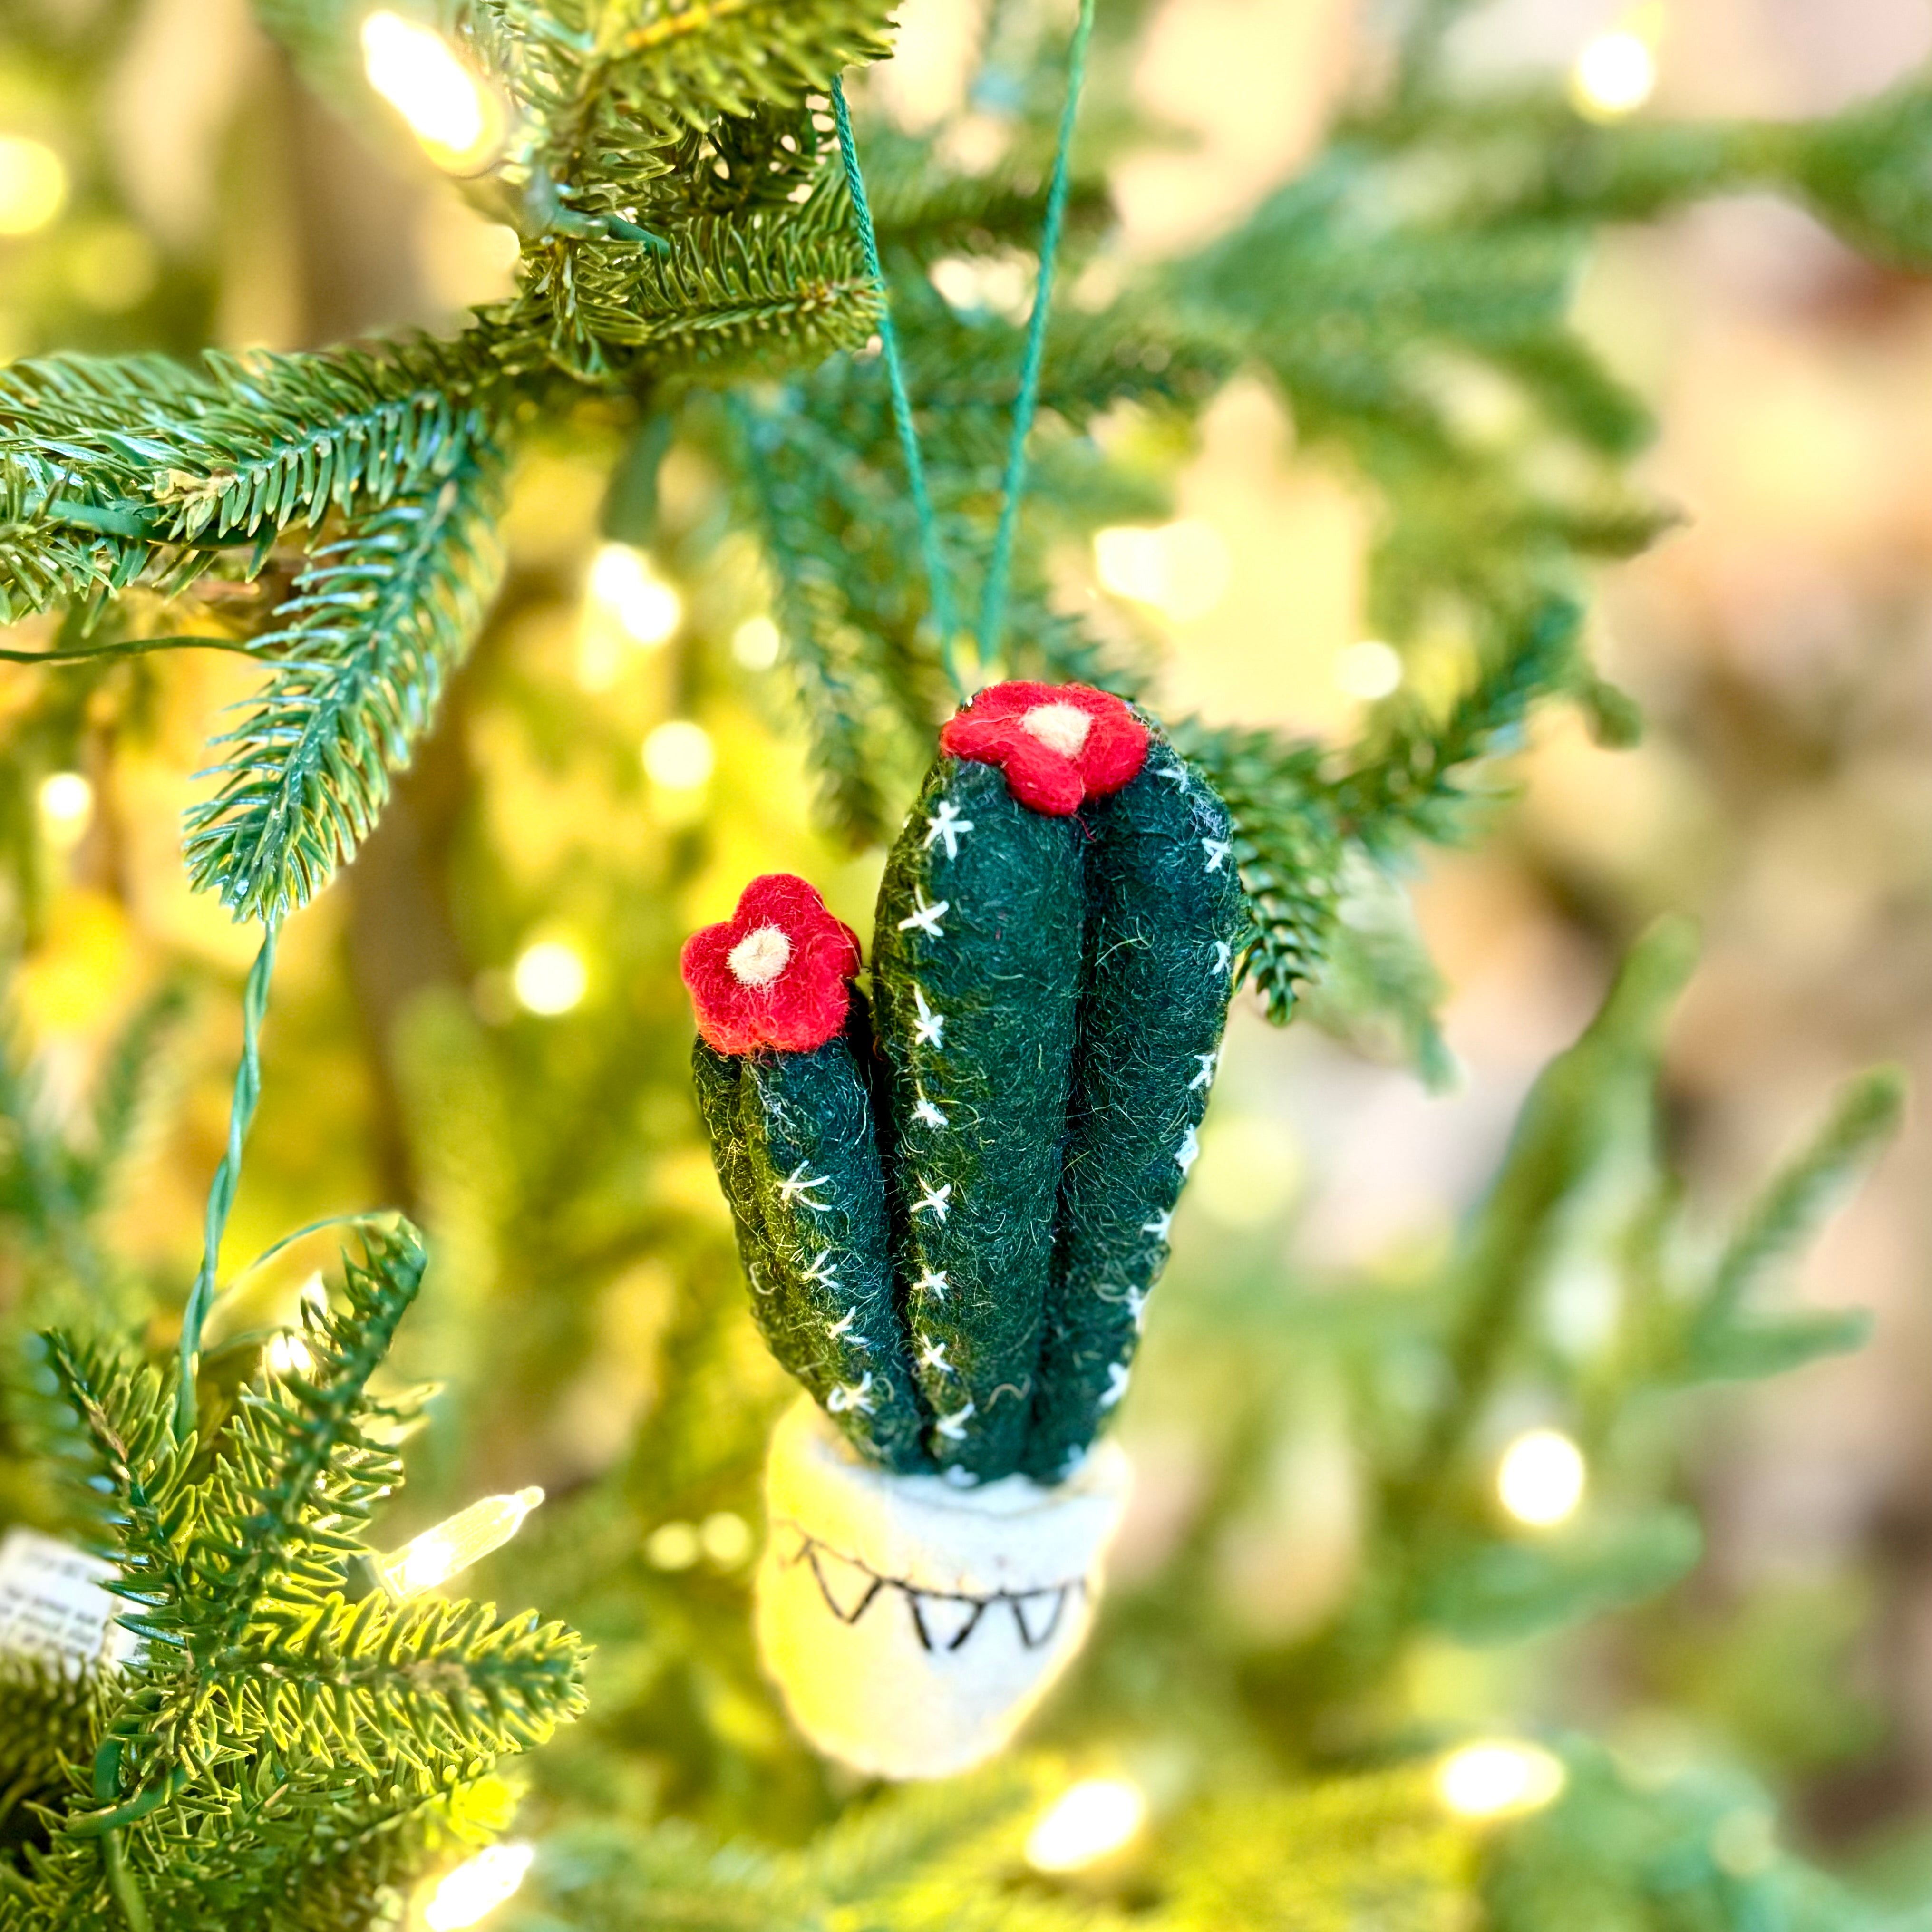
[872,757,1085,1479]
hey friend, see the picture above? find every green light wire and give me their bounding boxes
[830,75,962,699]
[174,920,279,1441]
[976,0,1096,672]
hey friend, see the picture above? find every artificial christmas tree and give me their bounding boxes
[0,0,1928,1926]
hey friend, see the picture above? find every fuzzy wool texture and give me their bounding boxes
[1023,750,1245,1481]
[871,757,1085,1479]
[688,701,1243,1488]
[682,874,862,1055]
[938,680,1150,816]
[756,1395,1130,1780]
[695,1015,930,1472]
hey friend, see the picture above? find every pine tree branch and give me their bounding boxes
[181,443,508,924]
[220,1593,587,1771]
[184,1223,427,1672]
[42,1334,196,1644]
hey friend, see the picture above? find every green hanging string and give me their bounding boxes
[174,921,279,1442]
[0,635,265,666]
[977,0,1096,671]
[830,75,963,699]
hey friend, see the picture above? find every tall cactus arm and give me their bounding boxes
[871,758,1086,1480]
[738,1018,931,1472]
[1024,742,1245,1481]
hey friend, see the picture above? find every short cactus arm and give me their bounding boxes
[1024,745,1245,1481]
[871,759,1086,1480]
[693,1041,784,1310]
[737,1020,931,1473]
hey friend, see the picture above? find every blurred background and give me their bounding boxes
[7,0,1932,1895]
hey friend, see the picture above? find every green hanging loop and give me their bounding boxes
[174,920,279,1441]
[976,0,1097,672]
[830,75,964,700]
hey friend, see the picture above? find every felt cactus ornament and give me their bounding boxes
[684,681,1244,1778]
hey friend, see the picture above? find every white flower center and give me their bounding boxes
[728,923,793,988]
[1020,701,1092,758]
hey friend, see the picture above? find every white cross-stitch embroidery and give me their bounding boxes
[923,798,975,859]
[912,985,945,1047]
[1156,761,1190,788]
[1211,939,1233,976]
[897,890,949,938]
[778,1163,833,1211]
[826,1307,870,1351]
[802,1251,841,1291]
[1202,837,1233,873]
[934,1400,978,1441]
[1142,1210,1173,1240]
[914,1268,949,1301]
[1188,1050,1218,1091]
[913,1091,948,1129]
[1126,1287,1149,1332]
[1175,1126,1200,1174]
[1098,1362,1132,1409]
[918,1337,954,1376]
[911,1180,952,1222]
[827,1374,876,1414]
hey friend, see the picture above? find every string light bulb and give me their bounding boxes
[0,136,67,236]
[588,543,682,647]
[423,1843,535,1930]
[731,614,782,670]
[642,720,716,791]
[1334,640,1404,700]
[360,11,505,174]
[1571,8,1661,120]
[1092,521,1230,624]
[1024,1777,1148,1872]
[1436,1740,1566,1818]
[37,771,93,843]
[1496,1427,1587,1527]
[512,941,587,1016]
[374,1486,544,1600]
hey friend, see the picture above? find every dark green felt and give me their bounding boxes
[1023,747,1244,1479]
[737,1017,931,1472]
[871,757,1084,1479]
[693,1041,780,1310]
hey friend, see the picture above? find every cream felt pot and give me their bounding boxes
[756,1396,1133,1780]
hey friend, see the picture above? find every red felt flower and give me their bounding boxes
[938,680,1151,815]
[681,874,863,1056]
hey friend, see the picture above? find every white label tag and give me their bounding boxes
[0,1526,138,1667]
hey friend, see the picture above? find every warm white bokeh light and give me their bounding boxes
[1571,29,1656,118]
[731,614,782,670]
[589,543,683,647]
[360,12,503,171]
[38,771,94,836]
[0,136,68,236]
[1496,1427,1587,1527]
[1334,639,1404,700]
[263,1330,315,1378]
[699,1511,752,1565]
[1436,1740,1566,1818]
[1024,1778,1148,1872]
[375,1486,544,1600]
[642,720,716,790]
[1093,520,1232,623]
[423,1842,535,1930]
[645,1520,701,1570]
[512,941,588,1016]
